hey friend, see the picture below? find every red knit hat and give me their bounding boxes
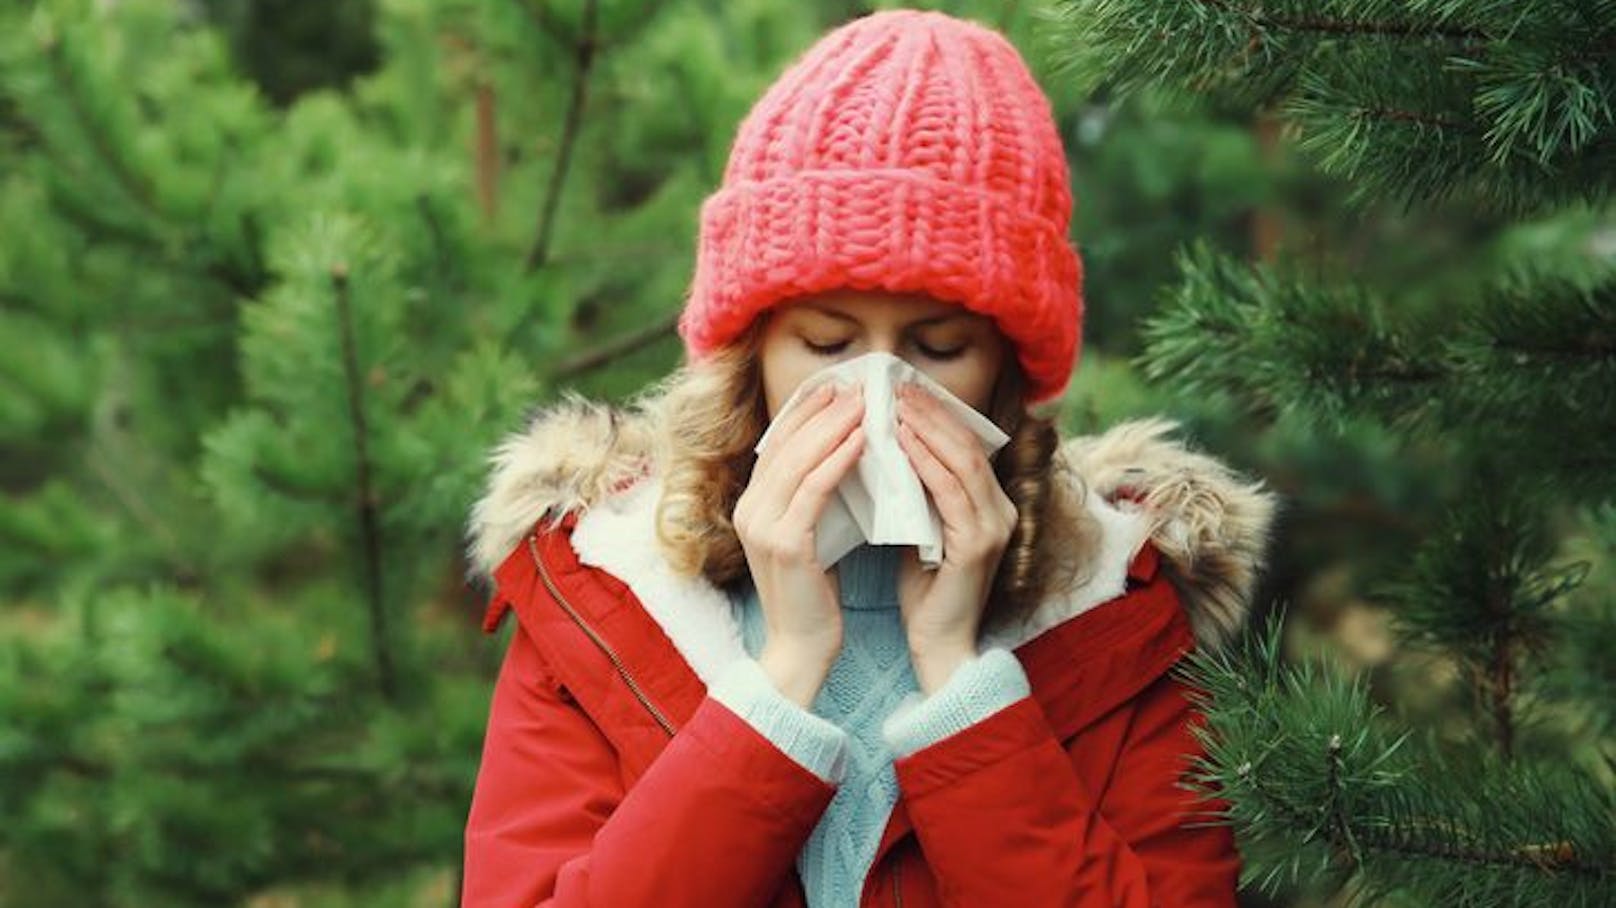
[677,8,1083,407]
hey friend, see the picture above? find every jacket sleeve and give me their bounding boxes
[881,647,1031,757]
[888,617,1241,906]
[461,618,838,907]
[708,655,850,783]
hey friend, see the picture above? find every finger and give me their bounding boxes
[761,385,864,519]
[896,420,977,534]
[781,423,865,538]
[898,383,980,454]
[754,381,838,476]
[898,389,1002,521]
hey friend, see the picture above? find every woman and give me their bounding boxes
[461,8,1278,907]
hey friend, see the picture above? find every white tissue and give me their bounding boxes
[754,351,1011,571]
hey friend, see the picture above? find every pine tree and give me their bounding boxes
[0,0,835,902]
[12,0,1562,902]
[1047,1,1616,904]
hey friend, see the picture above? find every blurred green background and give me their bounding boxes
[2,0,1611,905]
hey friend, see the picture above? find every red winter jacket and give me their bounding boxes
[459,404,1278,907]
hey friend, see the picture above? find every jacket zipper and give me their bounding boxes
[532,532,906,902]
[528,533,677,738]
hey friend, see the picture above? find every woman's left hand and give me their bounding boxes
[893,380,1017,695]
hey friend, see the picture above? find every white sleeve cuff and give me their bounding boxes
[881,647,1031,758]
[708,657,849,784]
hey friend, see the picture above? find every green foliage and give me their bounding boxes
[1141,243,1616,491]
[1539,503,1616,753]
[1066,92,1276,351]
[1179,613,1616,906]
[1142,241,1434,432]
[1053,0,1616,903]
[0,584,483,905]
[14,0,1266,903]
[1048,0,1616,213]
[207,0,383,106]
[0,0,749,899]
[17,0,1603,902]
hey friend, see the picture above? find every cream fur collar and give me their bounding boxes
[465,392,1280,679]
[562,471,1154,685]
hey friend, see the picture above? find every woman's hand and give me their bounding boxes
[893,380,1017,695]
[733,381,865,707]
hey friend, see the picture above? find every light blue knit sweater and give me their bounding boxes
[708,542,1031,906]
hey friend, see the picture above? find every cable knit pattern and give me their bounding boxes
[676,8,1084,407]
[713,542,1031,907]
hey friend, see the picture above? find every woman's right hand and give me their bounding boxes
[732,380,866,708]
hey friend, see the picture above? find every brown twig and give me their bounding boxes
[551,309,683,381]
[1241,754,1598,875]
[332,264,397,703]
[475,81,500,223]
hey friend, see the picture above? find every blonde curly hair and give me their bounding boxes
[631,313,1103,632]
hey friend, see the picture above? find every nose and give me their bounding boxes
[863,332,903,357]
[838,344,917,377]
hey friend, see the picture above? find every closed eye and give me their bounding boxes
[803,339,849,356]
[802,339,966,361]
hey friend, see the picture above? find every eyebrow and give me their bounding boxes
[801,303,968,328]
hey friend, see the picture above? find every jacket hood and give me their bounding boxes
[465,391,1280,657]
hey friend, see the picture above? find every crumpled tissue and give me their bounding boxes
[754,351,1011,570]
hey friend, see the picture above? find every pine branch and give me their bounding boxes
[1140,245,1616,486]
[524,0,600,272]
[1190,0,1490,45]
[1177,613,1616,905]
[1241,757,1594,873]
[39,30,160,220]
[1370,469,1591,756]
[550,309,683,381]
[331,264,396,704]
[1285,58,1616,211]
[23,27,269,301]
[1137,242,1447,433]
[1048,0,1616,211]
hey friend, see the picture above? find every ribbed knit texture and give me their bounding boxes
[676,8,1084,407]
[710,542,1030,906]
[881,645,1030,758]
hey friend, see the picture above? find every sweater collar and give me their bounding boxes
[832,544,902,611]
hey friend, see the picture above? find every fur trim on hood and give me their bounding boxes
[465,392,1281,653]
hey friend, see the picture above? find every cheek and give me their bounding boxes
[759,342,821,420]
[918,354,1002,413]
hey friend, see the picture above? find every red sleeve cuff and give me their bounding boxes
[692,695,840,821]
[892,694,1049,797]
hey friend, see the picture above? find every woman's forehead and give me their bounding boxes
[781,289,984,324]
